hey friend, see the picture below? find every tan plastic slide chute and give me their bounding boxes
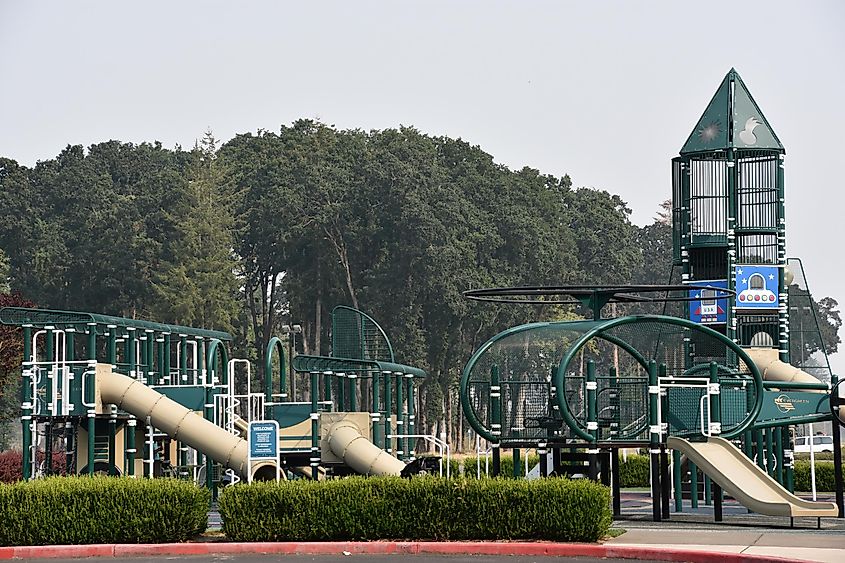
[95,364,405,479]
[669,436,838,517]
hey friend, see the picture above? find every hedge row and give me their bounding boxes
[617,455,837,492]
[220,476,611,542]
[0,477,209,546]
[0,450,67,483]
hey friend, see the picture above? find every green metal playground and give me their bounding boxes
[2,68,843,529]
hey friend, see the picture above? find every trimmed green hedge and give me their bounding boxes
[0,477,209,546]
[220,476,611,542]
[794,460,836,492]
[619,454,650,488]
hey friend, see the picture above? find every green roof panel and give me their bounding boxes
[680,69,784,155]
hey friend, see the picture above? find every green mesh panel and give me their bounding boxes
[465,320,601,442]
[330,306,394,362]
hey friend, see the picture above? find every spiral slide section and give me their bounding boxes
[668,436,838,517]
[96,365,250,477]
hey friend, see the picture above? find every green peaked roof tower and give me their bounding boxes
[681,68,784,155]
[671,68,789,367]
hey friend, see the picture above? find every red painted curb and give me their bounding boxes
[0,541,811,562]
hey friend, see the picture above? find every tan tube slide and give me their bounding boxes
[327,421,406,476]
[669,436,838,517]
[745,347,826,389]
[97,365,250,477]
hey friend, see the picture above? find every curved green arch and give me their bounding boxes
[554,315,764,440]
[264,336,287,401]
[458,319,649,443]
[206,338,229,386]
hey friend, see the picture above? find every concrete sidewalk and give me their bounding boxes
[606,526,845,562]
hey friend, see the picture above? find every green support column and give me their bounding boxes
[125,418,136,477]
[62,328,76,416]
[690,462,699,508]
[673,450,682,512]
[22,325,33,480]
[337,373,346,410]
[349,373,358,411]
[145,330,155,385]
[107,325,117,365]
[310,371,320,477]
[156,334,165,382]
[586,360,599,480]
[127,328,137,379]
[766,429,775,478]
[86,324,97,476]
[490,365,501,477]
[65,421,75,475]
[784,426,794,493]
[755,430,765,470]
[775,426,784,485]
[108,405,117,475]
[371,372,381,448]
[708,362,722,519]
[163,333,171,384]
[648,360,661,521]
[323,372,333,406]
[179,335,188,384]
[395,372,405,460]
[406,374,415,460]
[198,338,213,492]
[383,371,392,453]
[139,333,148,381]
[45,329,54,420]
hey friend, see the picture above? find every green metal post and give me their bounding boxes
[490,365,502,477]
[349,372,358,411]
[709,362,722,518]
[156,335,165,382]
[323,372,333,406]
[383,371,392,453]
[65,421,75,475]
[648,360,661,521]
[673,450,682,512]
[179,335,187,382]
[704,475,712,505]
[396,372,405,460]
[146,330,155,385]
[310,371,320,477]
[766,429,775,478]
[199,339,213,491]
[784,426,794,493]
[107,325,117,365]
[371,372,382,448]
[127,328,137,379]
[755,430,765,470]
[163,333,171,383]
[690,462,699,508]
[775,426,784,485]
[87,324,97,476]
[108,405,117,475]
[139,332,148,381]
[125,418,136,477]
[22,325,33,480]
[337,372,346,410]
[586,360,599,480]
[406,374,415,460]
[45,329,54,417]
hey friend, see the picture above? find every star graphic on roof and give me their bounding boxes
[742,278,747,285]
[736,268,743,276]
[768,274,775,280]
[698,120,722,142]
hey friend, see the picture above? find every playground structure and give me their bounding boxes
[2,305,427,487]
[460,69,844,524]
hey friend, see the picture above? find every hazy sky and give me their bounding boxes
[1,1,843,370]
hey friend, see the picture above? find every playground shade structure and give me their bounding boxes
[96,364,404,480]
[669,436,838,517]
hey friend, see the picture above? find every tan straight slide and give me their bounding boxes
[668,436,838,517]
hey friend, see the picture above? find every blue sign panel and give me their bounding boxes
[735,265,779,310]
[249,421,279,460]
[688,279,728,325]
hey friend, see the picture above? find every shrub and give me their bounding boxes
[0,476,209,545]
[0,450,67,483]
[619,454,650,488]
[220,476,611,543]
[461,453,541,478]
[793,460,835,492]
